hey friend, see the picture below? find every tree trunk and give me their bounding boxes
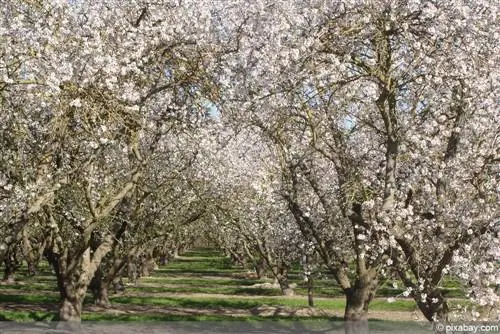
[127,255,138,285]
[139,252,157,277]
[343,277,378,334]
[2,253,18,283]
[46,239,113,321]
[2,261,16,283]
[46,252,86,322]
[59,294,84,322]
[90,268,110,307]
[276,267,294,296]
[22,228,42,276]
[255,258,266,279]
[307,275,314,307]
[112,276,125,293]
[94,285,110,307]
[415,290,449,322]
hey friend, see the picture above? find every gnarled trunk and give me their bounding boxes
[255,258,266,279]
[127,254,138,285]
[90,268,110,307]
[46,237,113,321]
[276,267,294,296]
[2,249,19,283]
[59,294,84,322]
[307,275,314,307]
[93,285,110,308]
[416,290,449,323]
[139,252,157,277]
[2,262,16,283]
[46,251,86,322]
[343,275,378,334]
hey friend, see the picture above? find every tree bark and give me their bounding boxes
[276,267,294,296]
[307,275,314,307]
[59,294,84,322]
[343,275,378,334]
[90,268,110,307]
[94,284,110,308]
[255,258,266,279]
[139,252,157,277]
[46,236,114,321]
[415,290,449,322]
[2,249,19,283]
[127,254,138,285]
[2,261,16,283]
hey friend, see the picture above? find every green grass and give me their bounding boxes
[139,276,270,286]
[0,294,59,304]
[0,247,472,323]
[126,285,284,296]
[0,282,57,292]
[109,295,418,312]
[84,313,342,321]
[0,310,341,322]
[0,310,57,322]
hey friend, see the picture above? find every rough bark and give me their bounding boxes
[90,268,110,307]
[2,261,16,283]
[416,290,449,322]
[307,275,314,307]
[127,254,138,285]
[276,267,294,296]
[46,250,86,321]
[343,273,378,334]
[2,248,19,283]
[46,236,114,321]
[255,258,266,279]
[59,294,84,322]
[139,252,157,277]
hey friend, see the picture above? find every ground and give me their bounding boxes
[0,249,459,323]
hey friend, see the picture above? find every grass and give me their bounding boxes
[126,285,284,296]
[0,310,57,322]
[109,295,418,312]
[0,310,341,322]
[0,294,59,304]
[139,276,270,286]
[0,248,472,322]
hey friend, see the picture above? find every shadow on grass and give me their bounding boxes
[110,296,264,310]
[153,269,240,277]
[137,277,269,286]
[0,284,58,293]
[83,313,343,322]
[0,295,58,304]
[126,286,282,296]
[0,310,57,321]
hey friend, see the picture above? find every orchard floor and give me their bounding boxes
[0,249,443,323]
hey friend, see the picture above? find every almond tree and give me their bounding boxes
[1,0,221,321]
[219,0,498,330]
[279,0,499,325]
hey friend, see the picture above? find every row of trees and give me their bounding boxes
[1,0,498,332]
